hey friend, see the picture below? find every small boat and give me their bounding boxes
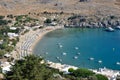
[45,52,48,54]
[89,57,94,61]
[77,52,80,55]
[62,52,67,56]
[113,48,115,51]
[75,47,79,50]
[56,57,60,59]
[59,59,62,62]
[56,57,62,62]
[116,62,120,65]
[98,60,102,63]
[57,43,61,45]
[59,45,63,48]
[116,26,120,29]
[74,56,78,59]
[105,27,114,32]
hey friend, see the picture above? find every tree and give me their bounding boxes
[0,16,5,19]
[0,67,2,73]
[96,74,108,80]
[68,68,74,73]
[5,46,14,52]
[71,68,95,78]
[44,19,52,23]
[0,50,6,58]
[6,55,59,80]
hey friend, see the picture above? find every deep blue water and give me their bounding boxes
[33,28,120,70]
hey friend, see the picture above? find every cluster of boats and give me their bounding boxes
[105,26,120,32]
[45,42,120,66]
[89,57,120,66]
[89,57,102,64]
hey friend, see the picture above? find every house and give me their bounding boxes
[1,62,11,73]
[10,27,17,30]
[50,22,57,26]
[7,32,19,38]
[0,40,3,44]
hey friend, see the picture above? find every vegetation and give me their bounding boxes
[4,55,108,80]
[5,55,59,80]
[68,68,95,78]
[44,19,52,23]
[65,68,108,80]
[96,74,108,80]
[0,67,2,73]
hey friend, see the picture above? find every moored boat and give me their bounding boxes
[74,56,78,59]
[116,62,120,65]
[89,57,94,61]
[116,26,120,29]
[98,60,102,63]
[105,27,114,32]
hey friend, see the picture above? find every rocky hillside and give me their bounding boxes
[0,0,120,16]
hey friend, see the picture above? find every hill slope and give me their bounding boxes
[0,0,119,15]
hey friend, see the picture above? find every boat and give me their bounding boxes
[74,56,78,59]
[45,52,48,54]
[56,57,60,59]
[62,52,67,56]
[89,57,94,61]
[59,59,62,62]
[57,43,61,45]
[75,47,79,50]
[77,52,80,55]
[98,60,102,63]
[116,62,120,65]
[105,27,114,32]
[116,26,120,29]
[56,57,62,62]
[59,45,63,48]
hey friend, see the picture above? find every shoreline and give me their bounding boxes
[31,26,64,54]
[10,26,120,79]
[10,25,64,60]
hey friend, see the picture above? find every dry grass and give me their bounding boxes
[0,0,119,16]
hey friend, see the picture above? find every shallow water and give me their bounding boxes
[33,28,120,70]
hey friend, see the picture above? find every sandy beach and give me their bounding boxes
[10,25,64,59]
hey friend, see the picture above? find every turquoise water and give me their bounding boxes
[33,28,120,70]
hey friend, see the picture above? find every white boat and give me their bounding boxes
[89,57,94,61]
[105,27,114,32]
[75,47,79,50]
[56,57,60,59]
[59,45,63,48]
[116,62,120,65]
[59,59,62,62]
[62,52,67,56]
[116,26,120,29]
[98,60,102,63]
[74,56,78,59]
[45,52,48,54]
[77,52,80,55]
[57,43,61,45]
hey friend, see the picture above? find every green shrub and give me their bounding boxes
[44,19,52,23]
[96,74,108,80]
[72,68,95,78]
[0,16,5,19]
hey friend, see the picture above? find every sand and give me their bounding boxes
[10,25,64,59]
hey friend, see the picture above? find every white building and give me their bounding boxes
[7,32,19,38]
[10,27,17,30]
[1,62,11,73]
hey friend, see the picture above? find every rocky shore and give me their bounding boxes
[65,15,120,28]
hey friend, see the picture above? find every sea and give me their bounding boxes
[33,28,120,70]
